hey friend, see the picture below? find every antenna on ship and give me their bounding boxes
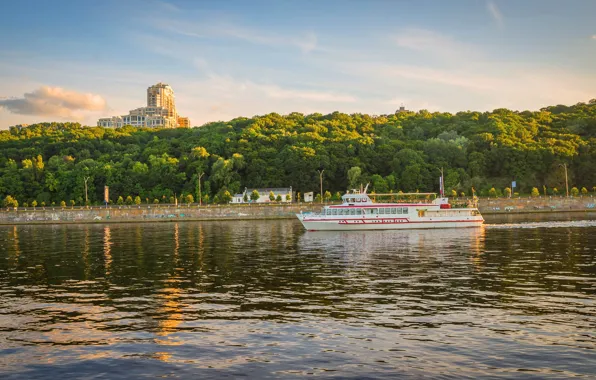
[439,167,445,197]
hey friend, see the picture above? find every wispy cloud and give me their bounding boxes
[154,19,318,53]
[0,86,107,119]
[592,35,596,40]
[486,1,504,27]
[392,28,478,60]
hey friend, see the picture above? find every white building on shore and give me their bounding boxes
[98,83,190,128]
[231,187,293,204]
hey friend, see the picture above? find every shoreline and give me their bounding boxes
[1,207,595,226]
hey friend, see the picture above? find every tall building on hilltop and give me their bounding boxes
[98,83,190,128]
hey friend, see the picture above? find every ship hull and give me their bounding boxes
[296,215,484,231]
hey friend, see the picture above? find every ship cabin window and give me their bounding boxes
[356,208,362,215]
[379,208,385,215]
[350,208,355,216]
[332,209,338,216]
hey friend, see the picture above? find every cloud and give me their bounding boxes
[0,86,107,119]
[592,35,596,40]
[392,28,477,60]
[487,1,503,27]
[154,18,318,53]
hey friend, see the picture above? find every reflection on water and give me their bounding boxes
[0,219,594,379]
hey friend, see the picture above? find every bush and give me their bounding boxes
[153,199,159,204]
[185,194,194,203]
[571,187,579,197]
[531,187,540,197]
[581,187,588,195]
[126,196,133,205]
[60,201,66,207]
[276,194,282,202]
[134,196,141,205]
[117,196,124,205]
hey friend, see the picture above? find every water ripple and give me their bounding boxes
[0,219,595,379]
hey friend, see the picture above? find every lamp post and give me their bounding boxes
[198,172,204,206]
[559,163,569,197]
[317,169,324,204]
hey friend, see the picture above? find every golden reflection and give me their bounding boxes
[156,286,184,337]
[470,225,486,271]
[174,223,179,258]
[103,226,113,277]
[156,223,183,338]
[196,224,205,271]
[83,226,90,279]
[7,226,21,267]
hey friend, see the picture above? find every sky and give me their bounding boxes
[0,0,595,129]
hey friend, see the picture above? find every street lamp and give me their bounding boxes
[317,169,324,204]
[559,163,569,197]
[198,172,205,206]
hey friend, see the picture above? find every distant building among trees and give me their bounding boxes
[98,83,190,128]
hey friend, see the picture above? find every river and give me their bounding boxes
[0,216,595,379]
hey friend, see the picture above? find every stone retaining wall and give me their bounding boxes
[1,197,594,224]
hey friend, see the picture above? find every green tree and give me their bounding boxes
[276,194,282,202]
[581,187,588,195]
[269,191,275,201]
[243,193,248,202]
[134,196,141,205]
[504,187,512,197]
[3,195,18,208]
[70,200,75,208]
[153,198,159,204]
[553,187,559,195]
[315,193,322,202]
[324,190,332,202]
[571,187,579,196]
[221,190,232,203]
[531,187,540,197]
[347,166,362,190]
[451,189,457,197]
[60,200,66,208]
[488,187,497,197]
[31,200,38,208]
[332,191,342,201]
[185,194,194,204]
[285,193,291,202]
[250,190,260,202]
[117,196,124,205]
[126,195,133,205]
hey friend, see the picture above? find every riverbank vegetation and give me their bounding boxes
[1,100,596,206]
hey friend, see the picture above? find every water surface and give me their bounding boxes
[0,218,595,379]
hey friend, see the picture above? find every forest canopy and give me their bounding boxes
[1,100,596,205]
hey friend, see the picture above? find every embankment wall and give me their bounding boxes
[0,196,594,225]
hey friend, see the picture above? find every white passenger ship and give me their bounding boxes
[296,187,483,231]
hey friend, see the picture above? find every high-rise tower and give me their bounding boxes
[147,83,176,118]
